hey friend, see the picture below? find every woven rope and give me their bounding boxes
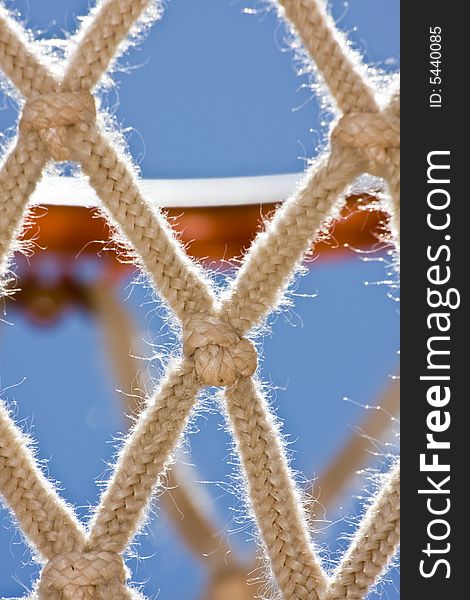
[0,0,400,598]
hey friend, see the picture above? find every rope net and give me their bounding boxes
[0,1,400,598]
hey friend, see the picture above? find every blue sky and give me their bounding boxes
[0,1,399,598]
[1,0,399,177]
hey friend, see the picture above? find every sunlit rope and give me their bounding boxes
[0,0,399,598]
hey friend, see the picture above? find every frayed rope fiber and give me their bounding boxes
[0,0,400,598]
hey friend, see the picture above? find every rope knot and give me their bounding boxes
[331,110,399,177]
[184,314,257,386]
[20,90,96,161]
[38,550,128,600]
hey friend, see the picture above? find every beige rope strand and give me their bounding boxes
[86,359,200,552]
[277,0,378,114]
[224,376,327,600]
[70,124,215,321]
[0,131,47,283]
[325,462,400,600]
[221,153,359,333]
[0,7,56,96]
[0,402,85,558]
[310,375,399,513]
[63,0,153,92]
